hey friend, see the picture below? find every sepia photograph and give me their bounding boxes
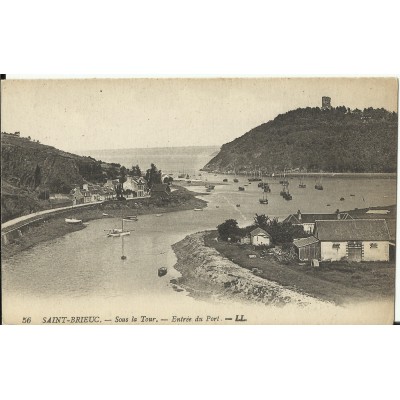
[1,77,398,324]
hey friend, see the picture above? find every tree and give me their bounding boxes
[254,213,309,244]
[115,183,124,200]
[254,214,270,230]
[217,219,240,241]
[119,166,128,187]
[131,164,142,177]
[145,163,162,188]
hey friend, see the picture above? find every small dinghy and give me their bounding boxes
[65,218,82,224]
[158,267,167,277]
[107,229,130,237]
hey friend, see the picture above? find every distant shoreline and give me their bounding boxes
[2,186,208,260]
[201,171,397,179]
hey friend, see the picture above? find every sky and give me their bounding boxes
[1,78,398,153]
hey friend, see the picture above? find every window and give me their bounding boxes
[332,243,340,249]
[370,243,378,249]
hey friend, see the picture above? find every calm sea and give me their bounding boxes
[80,146,220,175]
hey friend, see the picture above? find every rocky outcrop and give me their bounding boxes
[1,133,108,222]
[1,134,91,191]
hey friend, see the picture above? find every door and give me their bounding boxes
[348,242,362,262]
[348,248,362,262]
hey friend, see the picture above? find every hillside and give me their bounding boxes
[203,107,398,173]
[1,133,119,222]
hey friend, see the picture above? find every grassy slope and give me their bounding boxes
[204,107,398,173]
[204,231,395,305]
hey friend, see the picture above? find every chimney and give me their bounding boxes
[297,210,302,221]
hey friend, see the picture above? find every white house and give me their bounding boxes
[314,219,390,262]
[123,176,147,197]
[123,176,139,192]
[250,228,271,246]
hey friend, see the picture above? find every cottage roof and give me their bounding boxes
[250,227,271,237]
[315,219,390,241]
[283,212,352,224]
[293,236,319,248]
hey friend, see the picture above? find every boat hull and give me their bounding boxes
[65,218,82,224]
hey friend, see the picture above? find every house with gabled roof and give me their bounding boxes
[314,219,390,262]
[250,227,271,246]
[283,209,353,234]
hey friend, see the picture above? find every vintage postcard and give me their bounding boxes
[1,77,398,324]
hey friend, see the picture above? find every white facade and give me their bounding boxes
[301,223,315,234]
[320,241,389,262]
[362,241,389,261]
[251,234,270,246]
[123,177,139,192]
[320,241,348,261]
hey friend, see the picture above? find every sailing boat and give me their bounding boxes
[259,191,268,204]
[279,168,289,185]
[299,176,306,188]
[283,188,292,201]
[315,176,323,190]
[233,168,239,183]
[107,218,132,237]
[280,182,292,200]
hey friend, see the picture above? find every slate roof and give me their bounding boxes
[250,227,271,237]
[293,236,319,248]
[283,213,352,224]
[315,219,390,241]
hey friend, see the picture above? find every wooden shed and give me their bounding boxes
[293,236,320,261]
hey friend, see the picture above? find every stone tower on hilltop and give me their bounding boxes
[322,96,332,110]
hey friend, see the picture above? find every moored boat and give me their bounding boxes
[158,267,167,277]
[315,177,323,190]
[259,193,268,204]
[107,230,131,237]
[65,218,82,224]
[124,215,138,221]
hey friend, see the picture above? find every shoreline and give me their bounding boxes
[172,230,395,307]
[201,170,397,179]
[171,231,334,307]
[1,186,207,260]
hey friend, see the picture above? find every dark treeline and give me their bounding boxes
[204,106,398,173]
